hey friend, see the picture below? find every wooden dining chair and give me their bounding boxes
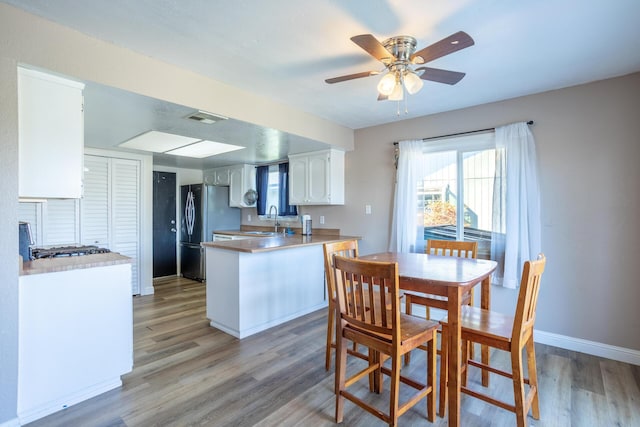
[333,256,439,427]
[404,239,478,365]
[438,254,546,427]
[322,240,366,371]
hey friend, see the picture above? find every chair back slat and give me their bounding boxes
[512,254,546,342]
[334,256,400,340]
[426,239,478,259]
[323,240,359,301]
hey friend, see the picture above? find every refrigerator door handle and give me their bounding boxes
[184,190,196,238]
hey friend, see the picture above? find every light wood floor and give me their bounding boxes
[28,276,640,427]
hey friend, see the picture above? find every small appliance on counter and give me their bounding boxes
[19,221,34,261]
[301,215,312,236]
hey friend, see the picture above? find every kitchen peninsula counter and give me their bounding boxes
[20,252,131,276]
[203,234,359,339]
[202,234,359,253]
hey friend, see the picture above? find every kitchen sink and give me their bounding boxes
[243,231,276,236]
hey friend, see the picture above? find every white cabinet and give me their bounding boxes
[288,149,344,205]
[204,166,231,186]
[229,164,256,208]
[18,67,85,199]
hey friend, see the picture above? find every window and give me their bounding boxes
[256,163,298,218]
[263,164,280,213]
[420,132,495,258]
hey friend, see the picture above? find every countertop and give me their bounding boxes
[20,252,132,276]
[202,234,360,253]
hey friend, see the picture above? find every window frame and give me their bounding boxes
[421,131,495,241]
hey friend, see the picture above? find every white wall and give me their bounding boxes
[325,72,640,354]
[0,57,20,426]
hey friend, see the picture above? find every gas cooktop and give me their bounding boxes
[31,245,111,259]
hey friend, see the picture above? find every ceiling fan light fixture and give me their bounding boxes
[388,83,404,101]
[377,72,396,95]
[404,71,423,95]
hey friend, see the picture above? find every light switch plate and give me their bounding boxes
[365,205,372,215]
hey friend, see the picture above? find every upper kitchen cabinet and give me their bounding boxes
[228,164,257,208]
[204,166,231,186]
[18,67,85,199]
[288,149,344,205]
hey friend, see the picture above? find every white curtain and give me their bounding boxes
[491,122,542,288]
[389,140,426,253]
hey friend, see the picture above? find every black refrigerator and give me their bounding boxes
[180,184,240,281]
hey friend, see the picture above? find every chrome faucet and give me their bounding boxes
[268,205,279,233]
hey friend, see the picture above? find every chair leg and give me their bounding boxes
[510,346,527,427]
[461,339,469,387]
[325,300,335,371]
[427,332,436,422]
[334,336,348,423]
[526,337,540,420]
[438,326,448,418]
[389,352,401,427]
[403,295,413,366]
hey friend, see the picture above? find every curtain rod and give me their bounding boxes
[392,120,534,145]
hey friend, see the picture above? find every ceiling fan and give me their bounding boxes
[325,31,474,101]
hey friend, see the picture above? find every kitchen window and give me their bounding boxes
[256,163,298,218]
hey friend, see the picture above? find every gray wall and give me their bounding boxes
[307,72,640,351]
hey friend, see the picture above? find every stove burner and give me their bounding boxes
[31,245,111,259]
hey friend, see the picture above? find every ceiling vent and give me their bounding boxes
[185,110,228,124]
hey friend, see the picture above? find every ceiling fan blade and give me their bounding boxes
[325,71,379,84]
[415,67,466,85]
[350,34,395,63]
[411,31,474,64]
[377,93,388,101]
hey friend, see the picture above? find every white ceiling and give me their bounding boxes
[5,0,640,168]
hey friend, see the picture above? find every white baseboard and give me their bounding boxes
[140,285,154,296]
[0,418,20,427]
[535,329,640,366]
[406,305,640,366]
[17,378,122,425]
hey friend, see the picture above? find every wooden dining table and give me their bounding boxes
[360,252,497,427]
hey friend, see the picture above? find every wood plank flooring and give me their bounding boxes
[27,276,640,426]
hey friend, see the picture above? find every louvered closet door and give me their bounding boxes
[81,156,110,246]
[111,158,140,295]
[81,155,141,295]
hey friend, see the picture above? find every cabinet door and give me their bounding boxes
[215,167,231,186]
[18,68,84,199]
[307,153,330,203]
[228,166,243,207]
[288,156,308,205]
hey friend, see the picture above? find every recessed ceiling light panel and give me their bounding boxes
[119,130,200,152]
[164,140,244,158]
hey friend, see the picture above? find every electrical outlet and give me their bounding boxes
[365,204,372,215]
[247,214,252,222]
[319,215,325,225]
